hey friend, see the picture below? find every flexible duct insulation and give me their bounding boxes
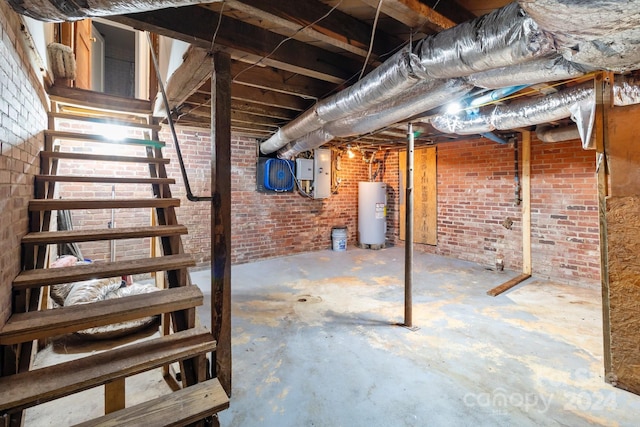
[536,125,581,143]
[261,2,556,156]
[519,0,640,72]
[417,3,554,79]
[278,80,474,158]
[326,79,473,137]
[315,49,427,122]
[8,0,214,22]
[431,77,640,135]
[466,55,589,89]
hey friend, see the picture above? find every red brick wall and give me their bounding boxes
[384,136,600,287]
[0,3,48,326]
[57,121,600,287]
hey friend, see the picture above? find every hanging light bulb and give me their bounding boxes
[347,144,355,159]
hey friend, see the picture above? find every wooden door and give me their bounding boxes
[399,146,437,245]
[74,19,92,89]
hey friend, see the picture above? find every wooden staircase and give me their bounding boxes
[0,86,228,426]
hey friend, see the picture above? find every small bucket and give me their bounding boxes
[331,226,347,251]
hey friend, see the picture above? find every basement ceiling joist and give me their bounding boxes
[111,0,506,142]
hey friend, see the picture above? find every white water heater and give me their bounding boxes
[358,182,387,245]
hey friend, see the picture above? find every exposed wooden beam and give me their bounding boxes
[164,46,212,110]
[211,51,232,397]
[112,6,364,83]
[215,0,402,60]
[229,61,336,99]
[432,1,476,24]
[231,111,283,127]
[231,84,311,112]
[360,0,456,33]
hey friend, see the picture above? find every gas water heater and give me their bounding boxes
[358,182,386,246]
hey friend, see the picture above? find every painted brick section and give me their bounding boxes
[385,137,599,287]
[0,3,48,326]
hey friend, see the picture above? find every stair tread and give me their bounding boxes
[49,112,160,131]
[45,130,164,149]
[22,225,188,245]
[0,327,215,413]
[35,175,175,185]
[74,378,229,427]
[40,152,170,164]
[0,285,202,345]
[48,85,152,114]
[13,253,195,290]
[29,198,180,211]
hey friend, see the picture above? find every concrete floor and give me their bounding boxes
[26,247,640,426]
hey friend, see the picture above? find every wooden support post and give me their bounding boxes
[211,51,232,397]
[104,378,126,414]
[521,131,532,275]
[404,123,414,328]
[595,72,613,379]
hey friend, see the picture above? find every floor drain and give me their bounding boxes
[298,298,307,302]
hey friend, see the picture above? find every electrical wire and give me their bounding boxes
[209,1,226,53]
[285,159,314,198]
[359,0,385,81]
[233,0,344,83]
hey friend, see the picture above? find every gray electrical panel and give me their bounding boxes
[296,158,314,180]
[313,148,331,199]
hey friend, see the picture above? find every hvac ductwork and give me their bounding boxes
[416,2,554,79]
[466,55,589,89]
[431,77,640,136]
[519,0,640,72]
[261,2,556,157]
[7,0,214,21]
[535,125,581,143]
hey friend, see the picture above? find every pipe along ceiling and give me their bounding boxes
[259,0,640,158]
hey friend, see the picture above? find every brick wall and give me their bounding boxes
[0,3,48,326]
[57,121,600,287]
[384,136,600,287]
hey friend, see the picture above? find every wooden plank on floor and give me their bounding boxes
[0,286,203,345]
[22,225,188,246]
[29,198,180,211]
[0,327,215,412]
[13,254,195,290]
[487,273,531,297]
[74,378,229,427]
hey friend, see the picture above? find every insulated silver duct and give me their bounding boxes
[261,1,557,156]
[417,2,555,79]
[325,79,473,137]
[278,79,474,158]
[431,83,592,134]
[535,124,581,143]
[431,77,640,136]
[8,0,215,22]
[466,55,588,89]
[614,75,640,106]
[315,49,427,122]
[519,0,640,72]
